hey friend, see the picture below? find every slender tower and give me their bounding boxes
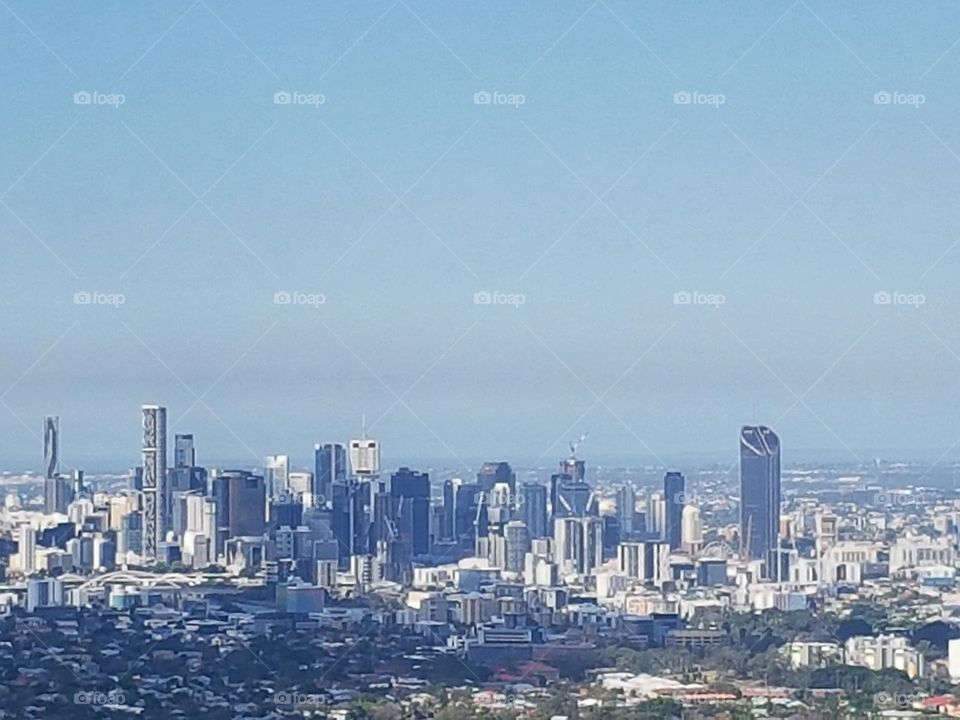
[739,425,781,581]
[141,405,168,559]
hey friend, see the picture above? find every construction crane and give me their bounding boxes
[568,432,589,461]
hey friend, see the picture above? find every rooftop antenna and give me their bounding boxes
[361,413,367,439]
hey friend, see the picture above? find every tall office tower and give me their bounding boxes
[616,485,637,538]
[174,433,195,468]
[504,520,530,572]
[441,478,460,541]
[330,478,367,569]
[647,492,666,537]
[18,525,37,575]
[476,462,515,492]
[454,482,486,552]
[520,483,548,538]
[119,511,143,559]
[663,472,685,551]
[391,467,430,556]
[349,421,380,477]
[314,443,347,501]
[42,416,71,514]
[554,475,598,518]
[549,473,569,523]
[740,425,781,580]
[682,504,702,554]
[44,475,72,516]
[211,470,267,540]
[263,455,290,499]
[43,415,59,479]
[141,405,167,559]
[553,516,603,575]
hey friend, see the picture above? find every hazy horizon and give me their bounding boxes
[4,1,960,472]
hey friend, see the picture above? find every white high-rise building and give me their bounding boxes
[18,525,37,575]
[350,438,380,476]
[647,492,665,537]
[682,504,702,554]
[264,455,290,499]
[554,516,603,575]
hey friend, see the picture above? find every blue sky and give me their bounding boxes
[3,1,960,472]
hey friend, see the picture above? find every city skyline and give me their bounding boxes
[5,5,960,716]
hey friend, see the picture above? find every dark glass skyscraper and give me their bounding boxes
[476,461,515,491]
[520,483,548,538]
[739,425,781,580]
[391,467,430,556]
[663,471,685,551]
[315,443,347,501]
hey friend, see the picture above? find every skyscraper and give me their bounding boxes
[141,405,167,559]
[740,425,781,580]
[476,462,515,492]
[314,443,347,501]
[391,467,430,557]
[212,470,267,539]
[520,483,548,538]
[43,415,59,479]
[349,437,380,476]
[616,484,637,539]
[263,455,290,499]
[174,433,195,468]
[663,471,685,551]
